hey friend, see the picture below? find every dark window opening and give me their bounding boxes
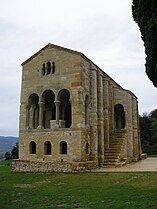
[114,104,125,129]
[52,62,55,74]
[42,90,55,129]
[85,143,90,154]
[58,89,71,128]
[44,141,51,155]
[30,141,36,154]
[47,62,51,74]
[65,105,71,128]
[28,94,39,129]
[42,64,46,75]
[60,141,67,154]
[51,106,56,120]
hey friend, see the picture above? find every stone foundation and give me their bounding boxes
[12,160,98,173]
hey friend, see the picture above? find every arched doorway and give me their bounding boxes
[58,89,71,128]
[114,104,125,129]
[42,90,55,129]
[28,94,39,129]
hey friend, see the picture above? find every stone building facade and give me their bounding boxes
[13,43,142,172]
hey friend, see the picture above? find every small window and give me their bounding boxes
[52,62,55,74]
[42,64,46,75]
[60,141,67,154]
[44,141,51,155]
[30,141,36,154]
[47,62,51,74]
[85,143,89,154]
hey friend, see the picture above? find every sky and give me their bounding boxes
[0,0,157,137]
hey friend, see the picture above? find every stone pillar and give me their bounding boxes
[38,102,44,129]
[97,72,104,165]
[25,104,30,129]
[127,95,133,158]
[54,100,60,125]
[132,97,140,160]
[108,82,114,139]
[71,89,84,129]
[90,68,98,163]
[103,79,110,150]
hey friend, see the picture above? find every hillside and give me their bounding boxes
[0,136,18,159]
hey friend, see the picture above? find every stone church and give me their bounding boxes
[13,43,142,172]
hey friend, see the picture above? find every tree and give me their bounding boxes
[140,110,157,154]
[4,143,19,160]
[11,143,19,159]
[5,152,12,160]
[132,0,157,87]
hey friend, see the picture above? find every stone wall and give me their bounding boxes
[16,43,142,172]
[12,160,97,172]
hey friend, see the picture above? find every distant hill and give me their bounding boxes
[0,136,18,159]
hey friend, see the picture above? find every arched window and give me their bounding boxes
[52,62,55,74]
[42,90,55,129]
[114,104,125,129]
[44,141,51,155]
[47,62,51,74]
[28,94,39,129]
[30,141,36,154]
[42,64,46,75]
[58,89,71,128]
[85,142,90,154]
[60,141,67,154]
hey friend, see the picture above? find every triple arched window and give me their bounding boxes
[42,61,55,75]
[26,89,71,129]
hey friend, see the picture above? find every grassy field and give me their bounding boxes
[0,161,157,209]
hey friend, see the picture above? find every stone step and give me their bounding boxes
[103,162,119,167]
[109,145,122,148]
[104,159,119,163]
[110,140,123,142]
[109,141,124,145]
[105,150,120,153]
[104,155,119,159]
[107,148,122,151]
[103,136,125,167]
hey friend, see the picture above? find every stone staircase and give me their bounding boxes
[104,130,126,167]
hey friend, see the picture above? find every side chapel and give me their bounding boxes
[13,43,142,172]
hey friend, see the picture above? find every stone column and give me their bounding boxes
[38,102,44,129]
[97,72,104,165]
[54,100,60,125]
[132,97,140,160]
[25,104,31,129]
[108,82,114,140]
[103,79,110,150]
[90,68,98,163]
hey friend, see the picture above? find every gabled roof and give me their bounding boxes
[22,43,123,89]
[22,43,83,66]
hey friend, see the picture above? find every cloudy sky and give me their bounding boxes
[0,0,157,137]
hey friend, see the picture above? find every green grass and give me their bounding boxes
[0,161,157,209]
[148,154,157,157]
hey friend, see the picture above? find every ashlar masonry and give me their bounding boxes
[13,43,142,172]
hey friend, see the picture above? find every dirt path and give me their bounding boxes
[91,157,157,172]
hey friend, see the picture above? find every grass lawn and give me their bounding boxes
[0,160,157,209]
